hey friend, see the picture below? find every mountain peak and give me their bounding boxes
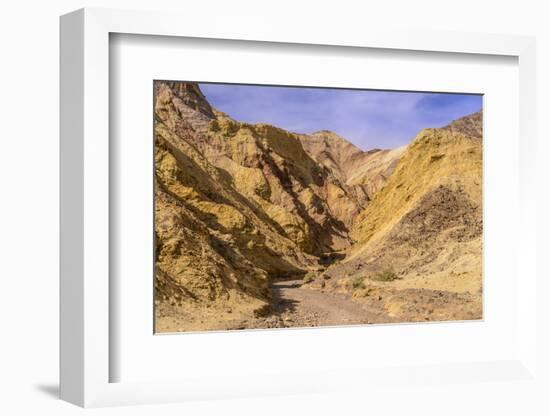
[443,110,483,139]
[158,81,215,119]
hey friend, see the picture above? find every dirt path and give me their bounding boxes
[258,279,392,329]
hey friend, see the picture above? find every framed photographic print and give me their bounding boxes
[60,8,540,408]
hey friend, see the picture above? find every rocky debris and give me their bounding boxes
[382,287,482,322]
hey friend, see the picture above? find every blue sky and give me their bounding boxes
[199,83,482,151]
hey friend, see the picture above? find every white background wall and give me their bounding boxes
[0,1,548,414]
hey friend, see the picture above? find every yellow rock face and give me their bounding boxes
[321,123,483,321]
[352,128,482,247]
[154,81,370,331]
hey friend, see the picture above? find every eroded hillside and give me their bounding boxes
[298,131,406,206]
[154,81,483,331]
[307,115,483,322]
[155,81,373,331]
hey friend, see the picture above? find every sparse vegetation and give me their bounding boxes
[350,276,366,289]
[303,271,316,284]
[370,269,400,282]
[209,119,221,132]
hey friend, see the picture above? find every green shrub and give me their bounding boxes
[371,268,400,282]
[303,271,316,284]
[209,120,221,132]
[351,276,366,289]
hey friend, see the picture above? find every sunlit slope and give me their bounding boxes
[326,116,483,297]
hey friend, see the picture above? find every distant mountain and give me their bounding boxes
[298,131,406,206]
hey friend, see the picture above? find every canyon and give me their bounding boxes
[153,81,483,332]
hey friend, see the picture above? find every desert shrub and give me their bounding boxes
[209,120,221,132]
[351,276,366,289]
[303,271,316,284]
[371,268,400,282]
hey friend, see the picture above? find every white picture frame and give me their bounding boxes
[60,7,539,408]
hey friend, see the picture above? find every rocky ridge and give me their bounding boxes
[154,81,483,331]
[308,113,483,322]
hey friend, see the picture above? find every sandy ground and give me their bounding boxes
[156,275,482,333]
[156,278,398,332]
[242,279,397,329]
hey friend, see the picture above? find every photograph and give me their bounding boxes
[153,81,483,333]
[1,0,544,412]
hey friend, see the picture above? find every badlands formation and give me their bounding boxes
[154,81,482,332]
